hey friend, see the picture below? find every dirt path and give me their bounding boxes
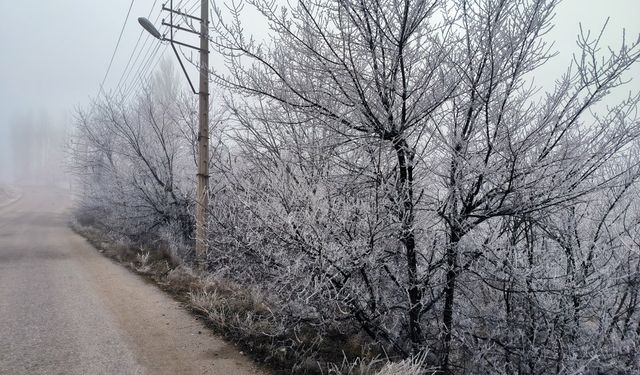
[0,186,265,375]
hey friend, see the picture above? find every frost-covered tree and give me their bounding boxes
[71,0,640,373]
[71,60,197,243]
[210,0,640,373]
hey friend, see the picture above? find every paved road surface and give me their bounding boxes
[0,186,264,375]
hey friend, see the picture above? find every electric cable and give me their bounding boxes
[114,0,159,93]
[98,0,136,95]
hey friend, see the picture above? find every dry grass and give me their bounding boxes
[322,351,435,375]
[71,218,428,374]
[373,354,433,375]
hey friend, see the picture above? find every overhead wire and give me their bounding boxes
[117,31,155,95]
[114,0,159,94]
[126,44,170,101]
[119,0,200,100]
[122,40,164,100]
[98,0,136,95]
[116,4,166,96]
[127,43,168,100]
[185,0,200,16]
[120,0,193,98]
[177,0,201,33]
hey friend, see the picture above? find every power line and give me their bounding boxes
[115,31,147,94]
[121,39,161,98]
[117,17,167,97]
[114,0,159,93]
[119,0,199,100]
[127,44,163,99]
[125,46,165,101]
[129,44,170,101]
[185,0,200,15]
[117,0,189,98]
[175,0,200,31]
[123,42,165,100]
[98,0,136,95]
[116,1,168,95]
[117,30,155,95]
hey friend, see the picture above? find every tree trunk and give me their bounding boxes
[393,138,423,353]
[441,226,461,375]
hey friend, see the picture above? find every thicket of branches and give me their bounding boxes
[71,61,198,251]
[71,0,640,373]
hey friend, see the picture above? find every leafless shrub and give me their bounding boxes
[71,0,640,373]
[135,251,151,273]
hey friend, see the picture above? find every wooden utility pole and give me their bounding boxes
[195,0,209,265]
[140,1,210,266]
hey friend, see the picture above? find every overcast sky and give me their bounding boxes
[0,0,639,181]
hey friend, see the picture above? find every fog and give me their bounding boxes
[0,0,157,184]
[0,0,638,184]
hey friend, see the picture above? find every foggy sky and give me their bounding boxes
[1,0,639,182]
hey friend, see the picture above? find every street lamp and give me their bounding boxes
[138,17,162,40]
[139,2,210,268]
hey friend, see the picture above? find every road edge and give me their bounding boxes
[67,222,280,375]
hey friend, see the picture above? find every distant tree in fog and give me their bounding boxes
[9,111,66,185]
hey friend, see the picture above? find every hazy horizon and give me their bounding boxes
[1,0,639,183]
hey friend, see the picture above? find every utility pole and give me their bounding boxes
[195,0,210,266]
[139,0,210,266]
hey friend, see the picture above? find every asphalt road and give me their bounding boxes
[0,186,264,375]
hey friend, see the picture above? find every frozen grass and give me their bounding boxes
[373,353,432,375]
[325,352,433,375]
[71,219,434,374]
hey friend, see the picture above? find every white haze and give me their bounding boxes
[0,0,638,183]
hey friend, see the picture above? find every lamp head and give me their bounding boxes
[138,17,162,40]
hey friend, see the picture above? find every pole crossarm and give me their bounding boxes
[162,5,202,22]
[162,21,200,36]
[164,37,205,52]
[155,0,209,95]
